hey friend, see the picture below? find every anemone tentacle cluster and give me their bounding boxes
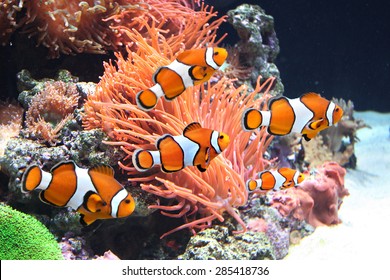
[83,16,276,236]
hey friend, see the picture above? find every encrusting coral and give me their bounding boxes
[270,161,349,227]
[0,204,63,260]
[83,16,276,237]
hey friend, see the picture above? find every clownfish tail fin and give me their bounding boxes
[132,149,156,172]
[246,179,259,193]
[21,165,42,193]
[136,89,158,111]
[242,108,263,131]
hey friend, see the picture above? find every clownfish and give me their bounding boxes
[246,168,305,192]
[136,47,228,111]
[242,92,344,141]
[132,122,230,173]
[21,161,135,225]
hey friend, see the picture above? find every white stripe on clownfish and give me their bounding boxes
[288,96,314,133]
[205,47,220,70]
[164,60,194,89]
[110,188,129,218]
[326,101,336,125]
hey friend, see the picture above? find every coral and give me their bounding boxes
[24,80,79,146]
[83,19,276,237]
[301,134,333,168]
[320,99,370,168]
[270,162,349,227]
[269,134,303,169]
[241,196,314,259]
[178,226,275,260]
[0,204,63,260]
[60,232,93,260]
[0,0,23,44]
[4,1,224,57]
[0,101,23,159]
[94,250,120,260]
[227,4,283,93]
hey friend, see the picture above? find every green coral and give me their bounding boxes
[0,204,63,260]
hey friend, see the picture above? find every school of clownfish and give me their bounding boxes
[21,47,344,226]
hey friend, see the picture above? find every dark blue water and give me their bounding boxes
[209,0,390,112]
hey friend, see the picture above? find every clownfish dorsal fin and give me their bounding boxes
[183,122,202,137]
[278,167,290,173]
[152,66,165,84]
[89,164,115,177]
[301,92,321,99]
[308,119,324,130]
[50,160,76,175]
[267,95,288,110]
[83,191,105,213]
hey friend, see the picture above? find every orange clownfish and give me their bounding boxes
[246,168,305,192]
[136,47,228,111]
[132,122,230,173]
[21,161,135,225]
[242,92,344,141]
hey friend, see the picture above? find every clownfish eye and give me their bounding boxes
[335,108,339,112]
[125,199,131,204]
[219,135,224,139]
[214,51,219,55]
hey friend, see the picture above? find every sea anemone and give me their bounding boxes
[83,19,275,237]
[25,81,79,146]
[0,0,23,45]
[18,0,224,57]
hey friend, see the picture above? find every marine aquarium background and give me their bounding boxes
[0,0,389,261]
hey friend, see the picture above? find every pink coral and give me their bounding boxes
[270,162,349,227]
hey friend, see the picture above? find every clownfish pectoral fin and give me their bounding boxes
[308,119,324,130]
[152,67,164,84]
[21,165,42,193]
[132,149,155,172]
[136,89,159,111]
[79,213,97,226]
[205,147,211,165]
[183,122,202,137]
[242,108,263,131]
[189,65,208,81]
[282,181,293,189]
[83,191,105,213]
